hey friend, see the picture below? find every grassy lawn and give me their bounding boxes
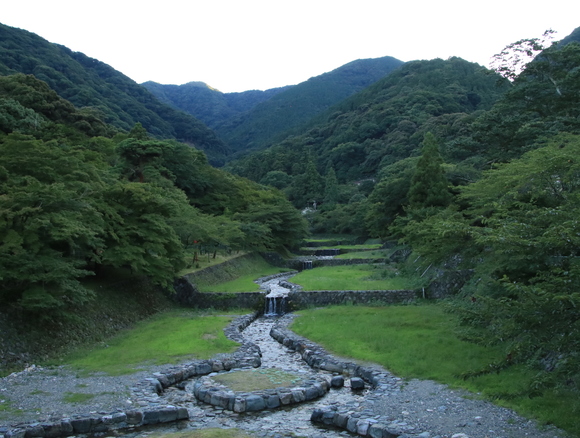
[211,368,303,391]
[335,249,390,259]
[302,244,383,251]
[179,251,250,276]
[290,265,422,290]
[291,304,580,435]
[193,254,291,293]
[197,267,287,293]
[60,309,244,375]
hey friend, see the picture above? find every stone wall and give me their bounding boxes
[174,276,264,311]
[287,289,417,310]
[270,317,412,437]
[175,274,417,312]
[427,269,473,299]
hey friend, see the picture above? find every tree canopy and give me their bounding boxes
[0,74,307,317]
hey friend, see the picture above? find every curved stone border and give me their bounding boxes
[270,316,409,438]
[192,373,330,412]
[1,313,263,438]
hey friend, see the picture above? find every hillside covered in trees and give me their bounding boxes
[0,72,307,319]
[0,23,228,164]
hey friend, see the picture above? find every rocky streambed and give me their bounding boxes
[1,312,568,438]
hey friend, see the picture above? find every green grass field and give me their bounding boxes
[335,249,390,259]
[197,268,283,292]
[290,265,422,290]
[60,309,243,375]
[194,255,290,293]
[291,304,580,435]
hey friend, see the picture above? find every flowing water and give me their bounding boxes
[120,316,365,437]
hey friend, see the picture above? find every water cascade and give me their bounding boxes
[262,275,292,316]
[264,295,287,316]
[302,260,313,270]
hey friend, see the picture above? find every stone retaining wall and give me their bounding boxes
[287,289,417,310]
[176,276,417,312]
[1,314,262,438]
[191,374,330,412]
[173,278,264,310]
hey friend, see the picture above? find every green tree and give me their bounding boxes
[99,182,185,286]
[0,134,107,313]
[259,170,293,190]
[287,155,323,208]
[490,29,556,81]
[408,133,451,209]
[365,157,418,238]
[128,122,150,140]
[453,134,580,383]
[117,138,175,183]
[323,166,339,206]
[0,98,44,134]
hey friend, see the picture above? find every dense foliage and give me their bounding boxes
[399,36,580,396]
[0,23,227,163]
[0,74,307,317]
[226,57,508,224]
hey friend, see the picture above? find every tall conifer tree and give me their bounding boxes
[408,132,451,209]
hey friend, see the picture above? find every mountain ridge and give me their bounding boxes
[0,22,228,163]
[144,56,404,154]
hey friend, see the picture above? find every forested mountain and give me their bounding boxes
[142,80,291,130]
[226,56,509,211]
[0,23,228,163]
[146,56,404,153]
[218,56,404,153]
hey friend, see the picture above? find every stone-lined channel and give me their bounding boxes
[125,316,370,437]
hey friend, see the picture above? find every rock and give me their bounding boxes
[350,377,365,390]
[245,395,266,411]
[331,375,345,388]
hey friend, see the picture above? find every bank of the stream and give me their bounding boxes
[0,253,273,375]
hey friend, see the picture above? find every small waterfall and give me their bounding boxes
[302,260,313,270]
[264,296,287,316]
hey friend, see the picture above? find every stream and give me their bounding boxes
[120,316,365,437]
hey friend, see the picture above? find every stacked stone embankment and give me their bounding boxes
[287,289,417,309]
[191,374,330,413]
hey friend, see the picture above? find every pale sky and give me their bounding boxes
[2,0,579,93]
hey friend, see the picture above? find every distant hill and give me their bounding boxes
[0,22,228,163]
[218,56,404,153]
[142,80,291,129]
[145,56,404,154]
